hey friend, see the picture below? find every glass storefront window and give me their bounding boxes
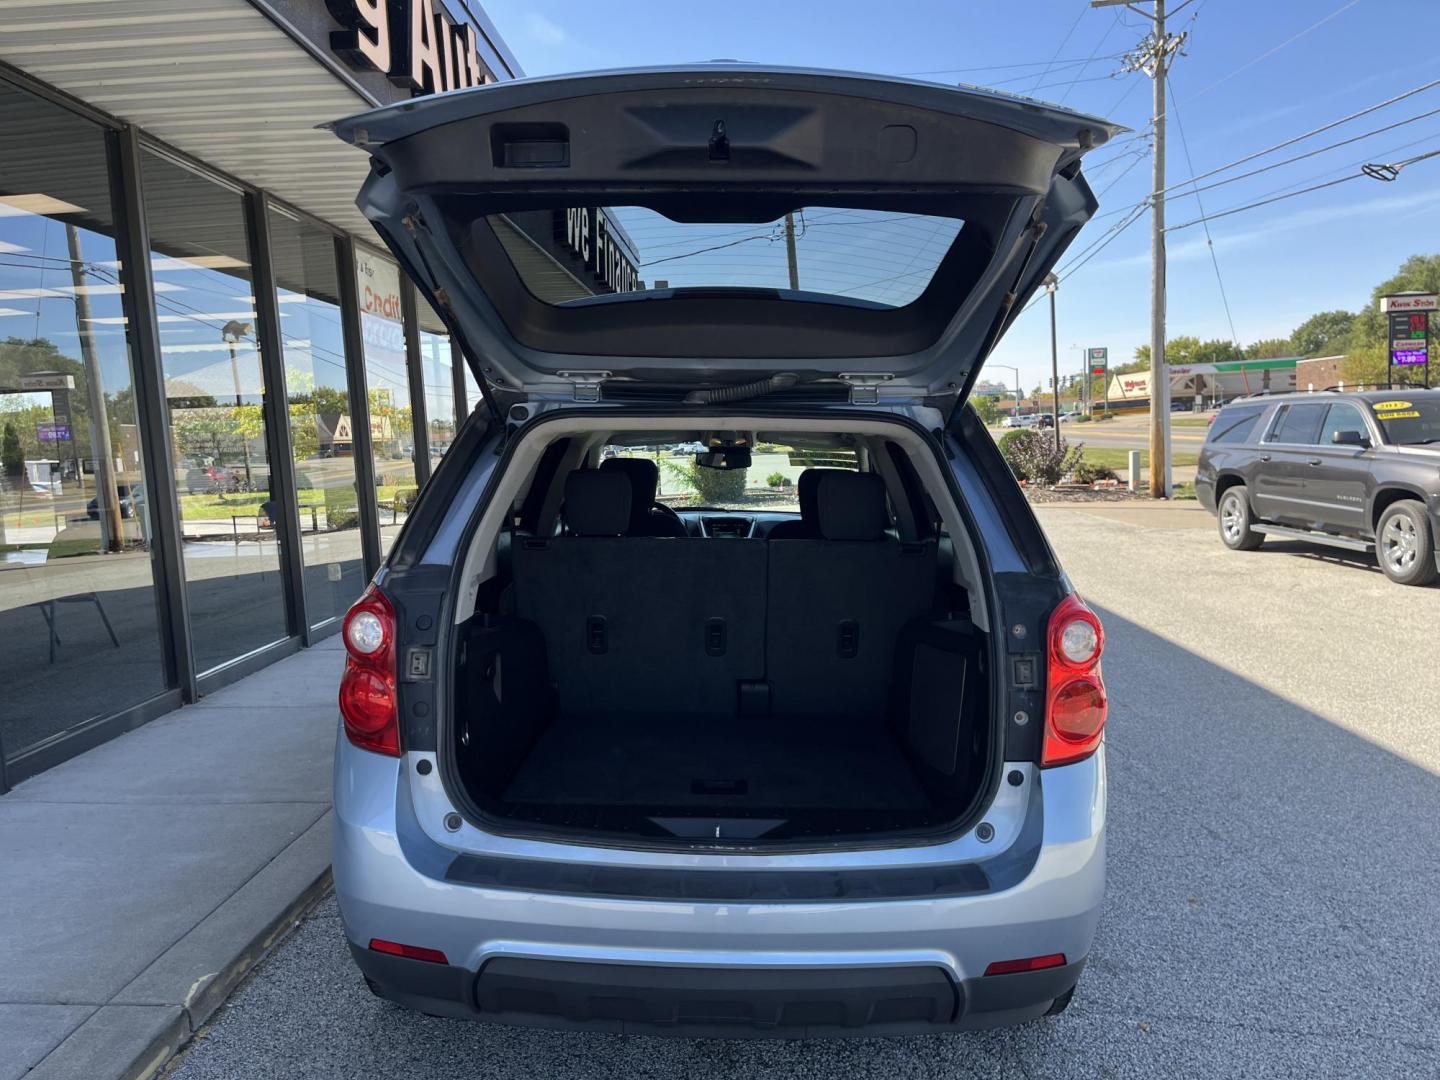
[0,80,167,760]
[266,206,365,631]
[417,298,454,462]
[463,365,484,417]
[141,149,287,674]
[353,247,416,555]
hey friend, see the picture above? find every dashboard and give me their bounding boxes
[671,511,801,539]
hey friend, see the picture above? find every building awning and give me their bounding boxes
[0,0,382,236]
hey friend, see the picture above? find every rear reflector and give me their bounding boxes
[983,953,1066,977]
[368,938,449,965]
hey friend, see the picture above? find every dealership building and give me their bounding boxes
[0,2,641,788]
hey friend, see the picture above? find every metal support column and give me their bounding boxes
[450,337,470,429]
[245,191,309,644]
[335,235,383,580]
[110,126,198,702]
[401,279,432,488]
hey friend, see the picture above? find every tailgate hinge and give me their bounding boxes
[558,370,611,402]
[839,372,894,405]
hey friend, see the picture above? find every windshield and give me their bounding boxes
[603,440,860,512]
[1369,398,1440,445]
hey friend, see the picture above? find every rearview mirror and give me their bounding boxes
[695,446,752,470]
[1332,429,1370,448]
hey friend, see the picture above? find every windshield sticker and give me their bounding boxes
[1376,409,1421,419]
[1373,400,1413,410]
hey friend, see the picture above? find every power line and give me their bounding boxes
[1029,6,1089,93]
[1168,105,1440,203]
[1154,76,1440,197]
[897,53,1126,77]
[1162,145,1440,233]
[1187,0,1362,101]
[1058,11,1122,104]
[1168,75,1241,349]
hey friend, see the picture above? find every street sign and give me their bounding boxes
[1379,294,1438,314]
[20,373,75,391]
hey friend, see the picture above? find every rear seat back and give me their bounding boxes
[513,470,766,719]
[766,471,936,719]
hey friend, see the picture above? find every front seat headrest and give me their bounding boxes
[563,470,631,536]
[816,471,888,541]
[600,457,659,530]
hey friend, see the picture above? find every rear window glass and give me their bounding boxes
[1266,402,1327,444]
[603,438,860,512]
[489,206,963,309]
[1208,405,1265,444]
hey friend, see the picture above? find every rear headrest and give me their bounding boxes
[795,468,825,526]
[563,470,631,536]
[816,471,888,541]
[600,457,659,528]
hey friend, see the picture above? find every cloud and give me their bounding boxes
[524,12,567,47]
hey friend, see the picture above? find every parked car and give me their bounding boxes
[328,66,1114,1037]
[86,482,143,520]
[1196,389,1440,586]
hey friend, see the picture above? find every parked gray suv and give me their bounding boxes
[1196,389,1440,586]
[328,65,1117,1037]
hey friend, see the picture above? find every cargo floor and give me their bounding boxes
[501,712,930,812]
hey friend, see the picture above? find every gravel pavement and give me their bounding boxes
[167,503,1440,1080]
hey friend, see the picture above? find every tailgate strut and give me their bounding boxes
[400,210,506,429]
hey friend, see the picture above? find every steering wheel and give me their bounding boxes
[652,501,686,528]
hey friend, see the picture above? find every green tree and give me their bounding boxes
[1342,254,1440,387]
[1,422,21,477]
[1290,310,1355,357]
[970,396,1000,425]
[1244,338,1293,360]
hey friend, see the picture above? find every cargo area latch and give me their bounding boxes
[406,648,432,680]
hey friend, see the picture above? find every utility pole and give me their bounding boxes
[1093,0,1187,496]
[1045,274,1061,450]
[783,212,800,291]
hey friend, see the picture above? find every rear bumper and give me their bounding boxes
[351,944,1087,1036]
[333,736,1106,1036]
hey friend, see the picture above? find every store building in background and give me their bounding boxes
[0,1,585,788]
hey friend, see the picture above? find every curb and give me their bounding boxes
[26,813,333,1080]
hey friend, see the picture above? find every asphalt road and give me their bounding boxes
[167,503,1440,1080]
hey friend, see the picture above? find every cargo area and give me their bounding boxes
[445,436,996,848]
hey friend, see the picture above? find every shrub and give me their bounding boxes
[1074,413,1093,423]
[661,459,748,504]
[998,429,1084,486]
[1072,458,1118,485]
[765,471,789,487]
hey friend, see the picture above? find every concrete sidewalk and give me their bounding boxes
[0,637,343,1080]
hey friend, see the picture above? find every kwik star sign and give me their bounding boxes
[327,0,499,94]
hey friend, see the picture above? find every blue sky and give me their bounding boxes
[481,0,1440,392]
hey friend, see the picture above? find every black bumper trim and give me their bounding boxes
[349,945,1085,1037]
[442,852,989,902]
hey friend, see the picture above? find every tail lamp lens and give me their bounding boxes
[339,587,399,757]
[1043,595,1107,767]
[346,610,386,655]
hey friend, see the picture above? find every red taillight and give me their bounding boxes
[368,938,448,965]
[339,586,399,757]
[1042,594,1107,767]
[984,953,1066,976]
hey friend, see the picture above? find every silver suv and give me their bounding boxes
[329,65,1114,1037]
